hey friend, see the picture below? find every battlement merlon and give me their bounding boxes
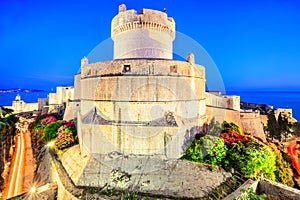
[111,7,175,40]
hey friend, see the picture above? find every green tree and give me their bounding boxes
[278,112,290,141]
[43,122,63,141]
[267,111,279,140]
[222,121,242,134]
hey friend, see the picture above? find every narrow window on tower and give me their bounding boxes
[123,64,131,73]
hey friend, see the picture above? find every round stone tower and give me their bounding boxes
[68,5,208,191]
[111,4,175,59]
[77,4,205,165]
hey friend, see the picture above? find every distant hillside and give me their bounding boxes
[240,101,274,115]
[0,89,44,93]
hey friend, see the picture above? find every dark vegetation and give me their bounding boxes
[29,114,78,159]
[267,110,300,142]
[26,112,300,199]
[0,107,18,192]
[181,120,296,198]
[240,101,273,115]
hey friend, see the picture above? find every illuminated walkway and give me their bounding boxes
[3,124,35,199]
[4,132,25,198]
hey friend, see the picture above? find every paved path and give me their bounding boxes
[5,131,25,198]
[3,120,35,199]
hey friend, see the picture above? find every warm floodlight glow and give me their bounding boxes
[30,186,36,194]
[46,141,54,147]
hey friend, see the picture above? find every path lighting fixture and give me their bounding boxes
[30,186,36,194]
[46,141,54,147]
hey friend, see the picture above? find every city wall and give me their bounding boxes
[49,86,74,105]
[206,106,242,126]
[10,101,38,113]
[240,111,266,142]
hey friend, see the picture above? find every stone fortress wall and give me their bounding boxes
[10,97,38,113]
[48,86,74,114]
[205,92,240,111]
[6,94,39,113]
[206,91,266,141]
[49,86,74,105]
[5,4,297,198]
[74,3,270,160]
[275,108,297,123]
[6,86,74,115]
[78,54,207,158]
[240,110,266,141]
[74,4,208,159]
[63,73,82,121]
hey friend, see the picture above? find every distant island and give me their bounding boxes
[0,89,44,93]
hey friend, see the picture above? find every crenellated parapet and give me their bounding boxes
[112,4,175,39]
[112,17,175,39]
[111,4,175,59]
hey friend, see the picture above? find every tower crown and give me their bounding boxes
[111,4,175,59]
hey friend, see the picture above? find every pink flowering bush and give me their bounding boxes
[55,131,75,150]
[219,131,250,147]
[40,115,57,126]
[54,119,77,150]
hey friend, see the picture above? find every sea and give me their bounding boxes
[0,91,299,121]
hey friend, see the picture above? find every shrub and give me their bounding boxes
[224,141,276,180]
[54,120,78,150]
[268,143,294,187]
[34,114,48,128]
[0,122,7,133]
[32,128,46,152]
[182,135,227,167]
[222,121,243,134]
[219,131,251,147]
[43,122,63,141]
[40,115,57,126]
[234,188,266,200]
[55,131,75,150]
[208,120,222,136]
[3,113,19,125]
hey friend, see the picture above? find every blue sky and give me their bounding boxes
[1,0,300,92]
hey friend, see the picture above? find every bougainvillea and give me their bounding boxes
[219,131,251,147]
[55,131,75,150]
[40,115,57,126]
[54,119,77,150]
[57,120,76,135]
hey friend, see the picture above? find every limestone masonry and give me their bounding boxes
[77,4,208,159]
[112,4,175,59]
[4,4,297,197]
[62,4,263,191]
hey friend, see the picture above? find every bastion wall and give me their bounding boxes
[240,111,266,142]
[78,58,206,158]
